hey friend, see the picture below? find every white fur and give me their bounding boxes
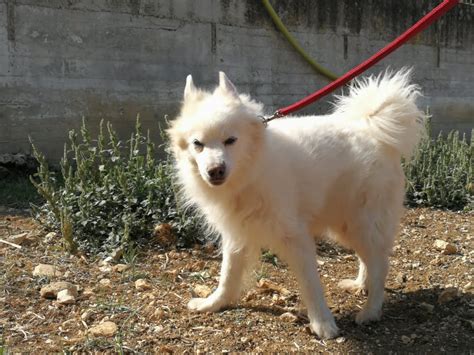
[168,69,425,339]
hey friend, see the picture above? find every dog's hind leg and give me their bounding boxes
[338,256,368,295]
[277,233,339,339]
[338,198,400,324]
[354,249,389,324]
[188,239,258,313]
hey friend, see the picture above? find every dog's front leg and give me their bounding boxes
[188,241,255,313]
[279,236,340,339]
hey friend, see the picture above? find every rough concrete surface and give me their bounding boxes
[0,0,472,160]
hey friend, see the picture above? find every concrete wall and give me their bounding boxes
[0,0,473,160]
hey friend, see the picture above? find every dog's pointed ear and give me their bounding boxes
[218,71,240,100]
[184,74,196,100]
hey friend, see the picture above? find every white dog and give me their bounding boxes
[167,69,424,339]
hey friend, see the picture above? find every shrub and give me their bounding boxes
[30,118,201,255]
[404,120,473,210]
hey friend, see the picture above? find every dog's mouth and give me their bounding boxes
[207,178,226,186]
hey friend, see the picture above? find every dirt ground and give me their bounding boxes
[1,207,473,353]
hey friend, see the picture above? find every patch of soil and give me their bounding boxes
[1,208,473,353]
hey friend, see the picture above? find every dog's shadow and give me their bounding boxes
[242,287,473,352]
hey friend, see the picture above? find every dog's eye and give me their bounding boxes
[224,137,237,146]
[192,139,204,151]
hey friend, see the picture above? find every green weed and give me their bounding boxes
[261,250,279,266]
[30,117,201,256]
[404,119,473,210]
[0,333,6,355]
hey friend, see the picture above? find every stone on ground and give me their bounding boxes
[40,282,78,299]
[57,289,76,304]
[89,321,118,337]
[33,264,62,278]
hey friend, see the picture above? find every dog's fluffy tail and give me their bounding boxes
[334,68,425,158]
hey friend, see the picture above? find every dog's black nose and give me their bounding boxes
[207,164,226,182]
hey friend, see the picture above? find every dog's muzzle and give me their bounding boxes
[207,163,226,185]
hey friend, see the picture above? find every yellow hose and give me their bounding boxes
[261,0,339,81]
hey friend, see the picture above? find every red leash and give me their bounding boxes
[265,0,460,121]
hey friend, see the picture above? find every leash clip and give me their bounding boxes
[259,111,283,127]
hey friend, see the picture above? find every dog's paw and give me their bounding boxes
[338,279,368,295]
[355,307,382,324]
[187,297,223,313]
[310,317,340,340]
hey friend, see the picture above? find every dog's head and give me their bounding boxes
[168,72,265,188]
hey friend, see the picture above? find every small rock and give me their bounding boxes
[336,337,346,344]
[83,287,95,298]
[99,265,112,273]
[8,232,28,245]
[40,282,78,299]
[88,321,117,337]
[141,292,156,300]
[44,232,58,242]
[193,284,212,298]
[430,257,443,266]
[113,264,129,273]
[401,335,412,344]
[257,279,291,296]
[135,279,152,291]
[101,254,123,265]
[99,278,111,287]
[110,247,124,262]
[57,289,76,305]
[152,325,164,333]
[438,287,459,304]
[279,312,298,323]
[419,302,434,312]
[33,264,62,278]
[81,311,93,321]
[153,308,166,320]
[463,282,473,291]
[396,272,407,284]
[101,257,113,265]
[433,240,457,255]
